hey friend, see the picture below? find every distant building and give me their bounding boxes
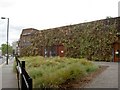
[19,28,39,56]
[12,41,19,56]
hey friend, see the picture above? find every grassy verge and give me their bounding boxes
[14,56,99,88]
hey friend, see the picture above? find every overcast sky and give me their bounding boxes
[0,0,119,46]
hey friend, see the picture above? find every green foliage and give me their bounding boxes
[1,43,13,55]
[106,16,113,19]
[19,56,98,88]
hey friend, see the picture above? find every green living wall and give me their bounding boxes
[23,17,119,61]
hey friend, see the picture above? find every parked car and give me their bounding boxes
[0,56,3,58]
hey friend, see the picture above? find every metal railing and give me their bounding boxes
[15,56,32,90]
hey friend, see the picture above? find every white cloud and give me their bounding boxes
[0,0,16,8]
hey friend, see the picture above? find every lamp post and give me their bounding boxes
[1,17,9,65]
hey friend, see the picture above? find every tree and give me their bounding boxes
[1,44,13,55]
[106,16,113,19]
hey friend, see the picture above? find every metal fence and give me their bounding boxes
[15,56,32,90]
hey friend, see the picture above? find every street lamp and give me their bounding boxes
[1,17,9,65]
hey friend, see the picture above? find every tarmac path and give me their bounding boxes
[84,62,119,89]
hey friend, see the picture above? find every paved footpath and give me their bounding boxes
[0,64,2,90]
[0,57,18,90]
[84,62,119,88]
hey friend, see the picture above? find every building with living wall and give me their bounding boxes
[19,17,120,61]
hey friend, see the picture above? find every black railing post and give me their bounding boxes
[15,57,33,90]
[15,56,20,90]
[28,78,32,90]
[16,68,20,89]
[21,61,25,90]
[15,56,18,66]
[21,74,26,90]
[22,61,25,69]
